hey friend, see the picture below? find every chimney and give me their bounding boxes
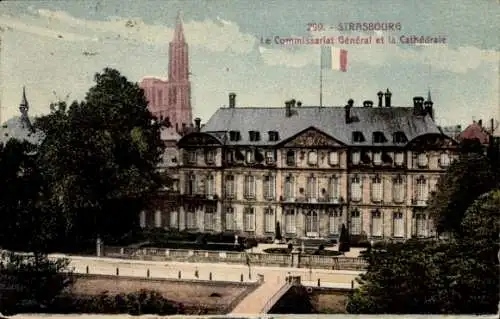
[290,99,296,107]
[345,99,353,124]
[478,119,482,127]
[384,89,392,107]
[194,117,201,132]
[377,91,384,107]
[229,93,236,108]
[363,100,373,108]
[285,100,292,117]
[413,97,425,115]
[297,101,302,107]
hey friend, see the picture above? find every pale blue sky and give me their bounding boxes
[0,0,498,127]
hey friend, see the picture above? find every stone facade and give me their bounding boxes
[142,91,458,241]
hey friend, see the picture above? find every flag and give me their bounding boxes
[321,46,348,72]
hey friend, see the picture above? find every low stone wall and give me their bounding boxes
[103,246,367,270]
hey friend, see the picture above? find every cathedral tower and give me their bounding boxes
[140,11,192,133]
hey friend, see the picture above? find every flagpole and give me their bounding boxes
[320,48,323,107]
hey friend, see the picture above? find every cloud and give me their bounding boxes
[258,29,499,74]
[0,9,257,53]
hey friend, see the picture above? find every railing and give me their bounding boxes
[103,246,367,270]
[260,282,293,314]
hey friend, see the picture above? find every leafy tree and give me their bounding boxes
[0,251,73,314]
[338,224,350,253]
[34,68,166,248]
[346,191,499,314]
[428,152,499,236]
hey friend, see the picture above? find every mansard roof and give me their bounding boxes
[201,106,443,147]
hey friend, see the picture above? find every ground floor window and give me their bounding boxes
[170,211,178,228]
[414,213,427,237]
[264,208,274,233]
[351,210,361,235]
[305,210,319,234]
[371,210,382,237]
[393,211,404,237]
[225,207,235,230]
[243,207,255,231]
[329,210,342,235]
[186,211,196,229]
[284,209,296,234]
[204,207,216,231]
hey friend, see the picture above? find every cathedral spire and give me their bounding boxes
[20,86,29,115]
[173,10,185,43]
[427,88,432,102]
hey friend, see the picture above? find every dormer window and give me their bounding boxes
[373,131,388,143]
[249,131,261,142]
[268,131,280,142]
[351,151,360,165]
[205,149,215,164]
[229,130,241,141]
[353,131,365,143]
[393,131,408,144]
[373,151,382,165]
[187,150,197,164]
[417,153,428,168]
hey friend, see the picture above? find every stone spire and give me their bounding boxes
[20,86,29,116]
[173,10,185,43]
[427,88,432,102]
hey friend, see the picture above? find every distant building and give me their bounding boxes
[0,87,44,146]
[457,119,495,146]
[139,12,193,134]
[142,89,459,241]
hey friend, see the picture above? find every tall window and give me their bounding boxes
[351,151,361,165]
[351,210,362,235]
[244,175,256,199]
[205,150,215,164]
[285,209,296,233]
[392,175,405,203]
[264,208,274,233]
[284,176,294,200]
[286,150,295,166]
[170,211,178,229]
[225,207,235,230]
[305,210,318,234]
[308,151,318,165]
[185,173,196,195]
[246,150,254,163]
[373,152,382,165]
[416,176,428,202]
[265,151,275,164]
[351,176,362,202]
[439,153,450,167]
[329,210,342,234]
[417,153,428,167]
[371,175,383,202]
[306,176,317,199]
[393,211,404,237]
[371,210,382,237]
[328,176,339,201]
[263,175,275,199]
[205,174,215,197]
[329,151,339,166]
[394,152,404,166]
[204,207,215,231]
[186,210,196,229]
[415,213,427,237]
[187,150,197,164]
[243,207,255,231]
[225,175,235,198]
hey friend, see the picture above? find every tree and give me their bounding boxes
[0,251,73,314]
[275,221,282,241]
[346,191,500,314]
[338,224,350,253]
[34,68,166,248]
[428,152,499,236]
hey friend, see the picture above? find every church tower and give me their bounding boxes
[139,11,192,134]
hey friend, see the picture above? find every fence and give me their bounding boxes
[103,246,367,270]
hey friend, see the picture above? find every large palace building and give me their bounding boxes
[142,90,459,241]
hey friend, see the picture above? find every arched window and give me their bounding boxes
[351,175,362,202]
[416,176,428,202]
[350,209,361,235]
[371,175,383,202]
[392,175,404,203]
[371,209,382,237]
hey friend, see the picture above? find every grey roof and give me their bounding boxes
[0,116,45,146]
[201,106,442,147]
